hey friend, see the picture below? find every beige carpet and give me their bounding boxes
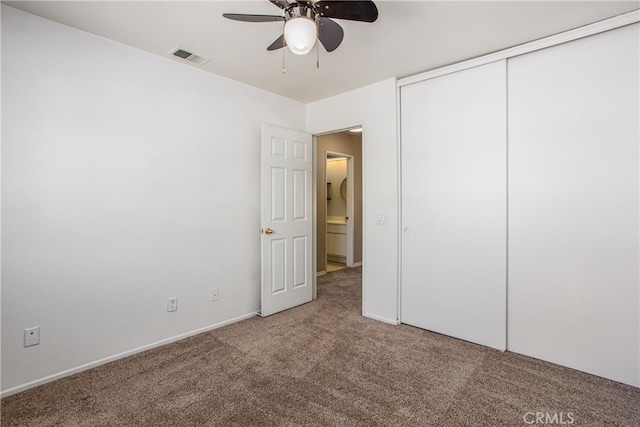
[2,267,639,426]
[326,261,346,273]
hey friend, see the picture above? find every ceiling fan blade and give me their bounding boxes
[267,34,287,51]
[223,13,285,23]
[318,18,344,52]
[269,0,290,9]
[315,1,378,23]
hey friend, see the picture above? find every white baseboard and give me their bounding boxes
[327,254,346,263]
[350,262,362,268]
[363,312,400,326]
[0,312,258,398]
[316,270,327,276]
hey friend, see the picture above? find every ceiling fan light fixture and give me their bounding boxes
[284,17,317,55]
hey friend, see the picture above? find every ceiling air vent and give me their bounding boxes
[168,46,211,66]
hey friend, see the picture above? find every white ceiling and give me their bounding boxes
[4,0,639,103]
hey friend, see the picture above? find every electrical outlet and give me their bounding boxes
[167,297,178,312]
[211,288,219,302]
[376,212,388,225]
[24,326,40,347]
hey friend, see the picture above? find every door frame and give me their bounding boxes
[325,151,355,268]
[311,125,363,300]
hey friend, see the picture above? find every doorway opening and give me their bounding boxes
[315,128,363,277]
[326,152,352,273]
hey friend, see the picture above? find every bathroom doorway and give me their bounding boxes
[326,152,352,272]
[315,129,363,276]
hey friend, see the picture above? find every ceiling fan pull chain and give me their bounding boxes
[281,48,287,74]
[281,20,287,74]
[316,19,320,69]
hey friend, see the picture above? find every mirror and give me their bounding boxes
[340,178,347,201]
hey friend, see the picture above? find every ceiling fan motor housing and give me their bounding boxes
[284,3,317,22]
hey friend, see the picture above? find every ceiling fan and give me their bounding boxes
[223,1,378,56]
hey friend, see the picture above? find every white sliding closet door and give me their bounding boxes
[508,24,640,387]
[401,61,507,350]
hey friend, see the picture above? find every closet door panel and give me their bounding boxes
[401,60,507,350]
[508,24,640,386]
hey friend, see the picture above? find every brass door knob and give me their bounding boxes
[263,227,274,235]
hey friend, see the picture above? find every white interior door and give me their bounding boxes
[261,124,313,317]
[507,24,640,386]
[401,60,507,350]
[345,155,354,267]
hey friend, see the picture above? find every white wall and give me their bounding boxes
[1,6,305,395]
[306,79,399,324]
